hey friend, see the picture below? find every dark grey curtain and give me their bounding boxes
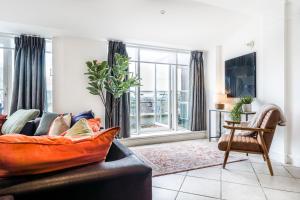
[189,51,206,131]
[105,40,130,138]
[10,35,46,115]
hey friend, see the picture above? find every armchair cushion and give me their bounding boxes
[218,134,262,152]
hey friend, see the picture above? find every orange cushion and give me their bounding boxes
[0,127,119,177]
[87,118,101,132]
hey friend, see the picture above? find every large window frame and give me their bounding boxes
[127,44,190,135]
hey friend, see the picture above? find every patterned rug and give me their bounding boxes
[130,140,247,177]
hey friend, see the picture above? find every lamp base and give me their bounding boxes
[215,103,225,110]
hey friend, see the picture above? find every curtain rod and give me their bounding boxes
[0,32,52,40]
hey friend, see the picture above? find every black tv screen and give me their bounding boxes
[225,52,256,97]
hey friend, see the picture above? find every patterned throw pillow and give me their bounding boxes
[63,118,94,138]
[1,109,40,134]
[48,114,72,136]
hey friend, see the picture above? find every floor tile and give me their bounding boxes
[176,192,217,200]
[222,169,259,186]
[264,188,300,200]
[257,174,300,193]
[152,187,178,200]
[176,171,188,176]
[252,163,291,177]
[284,166,300,178]
[248,155,282,166]
[153,174,185,191]
[180,176,220,199]
[222,182,266,200]
[187,167,221,180]
[224,161,254,173]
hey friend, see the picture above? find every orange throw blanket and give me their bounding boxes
[0,127,119,177]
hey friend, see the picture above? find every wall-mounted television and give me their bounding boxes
[225,52,256,98]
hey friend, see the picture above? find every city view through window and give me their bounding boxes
[127,46,190,134]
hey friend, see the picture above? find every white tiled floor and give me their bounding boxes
[152,154,300,200]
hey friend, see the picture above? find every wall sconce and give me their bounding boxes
[246,41,255,49]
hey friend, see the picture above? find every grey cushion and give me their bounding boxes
[1,109,40,134]
[34,112,59,136]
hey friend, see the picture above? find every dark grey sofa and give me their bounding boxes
[0,120,152,200]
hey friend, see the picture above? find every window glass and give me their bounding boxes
[140,48,176,64]
[0,49,4,114]
[177,53,190,65]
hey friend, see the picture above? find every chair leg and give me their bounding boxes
[223,129,235,169]
[223,151,230,168]
[265,153,274,176]
[257,131,274,176]
[262,154,266,161]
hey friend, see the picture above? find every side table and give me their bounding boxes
[208,109,255,142]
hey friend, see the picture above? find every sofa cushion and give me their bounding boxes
[87,118,101,132]
[1,109,40,134]
[71,110,94,126]
[0,127,120,177]
[63,119,93,138]
[48,114,72,136]
[19,120,37,136]
[34,112,60,136]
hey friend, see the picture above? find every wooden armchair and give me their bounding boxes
[218,109,281,176]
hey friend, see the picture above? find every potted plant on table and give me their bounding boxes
[230,96,254,121]
[85,53,140,128]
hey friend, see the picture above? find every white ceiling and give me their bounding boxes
[0,0,259,49]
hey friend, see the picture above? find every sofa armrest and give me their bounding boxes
[0,154,151,196]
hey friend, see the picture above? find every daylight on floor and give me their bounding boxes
[0,0,299,200]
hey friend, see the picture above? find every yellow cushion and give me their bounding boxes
[63,118,93,138]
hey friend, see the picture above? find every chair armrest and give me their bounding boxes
[223,125,273,133]
[225,120,241,125]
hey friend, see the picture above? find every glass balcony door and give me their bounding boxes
[139,63,170,133]
[128,46,190,135]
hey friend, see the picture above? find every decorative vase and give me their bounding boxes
[242,104,252,113]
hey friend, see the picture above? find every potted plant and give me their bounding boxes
[241,96,253,113]
[230,96,254,121]
[85,53,140,128]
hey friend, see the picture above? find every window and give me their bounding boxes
[0,35,53,114]
[45,40,53,111]
[127,45,190,135]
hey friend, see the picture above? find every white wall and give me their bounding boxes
[213,1,287,161]
[286,0,300,165]
[52,37,107,119]
[209,0,300,164]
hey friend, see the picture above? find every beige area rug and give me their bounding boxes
[130,140,247,177]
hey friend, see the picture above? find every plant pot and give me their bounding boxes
[242,104,252,113]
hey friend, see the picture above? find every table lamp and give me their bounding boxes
[215,93,226,110]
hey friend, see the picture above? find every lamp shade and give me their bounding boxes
[215,93,227,104]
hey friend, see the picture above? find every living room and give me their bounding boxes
[0,0,299,200]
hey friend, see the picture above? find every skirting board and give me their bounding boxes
[287,154,300,167]
[120,131,207,147]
